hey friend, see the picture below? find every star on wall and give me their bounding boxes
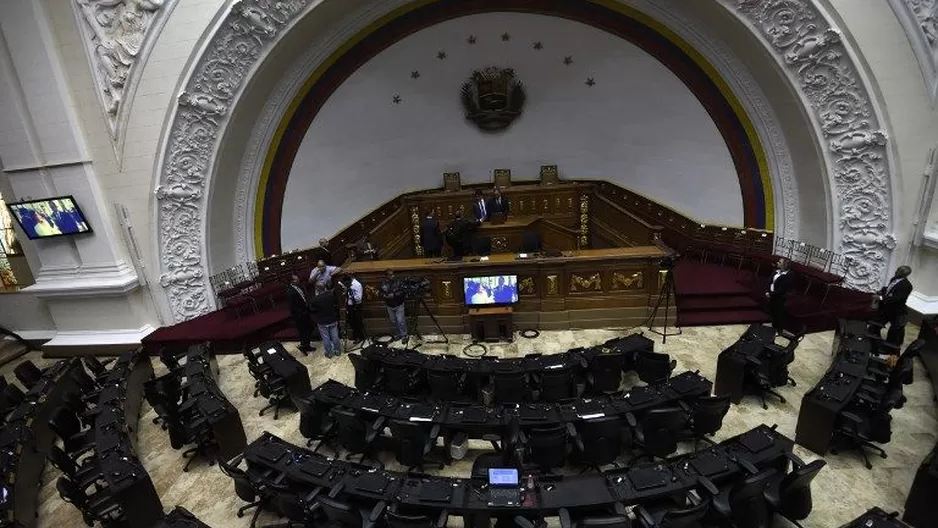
[467,35,477,44]
[392,94,402,104]
[585,77,595,87]
[533,41,543,50]
[436,50,447,59]
[410,70,420,79]
[501,32,511,41]
[563,56,573,65]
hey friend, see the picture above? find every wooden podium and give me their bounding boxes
[469,306,513,343]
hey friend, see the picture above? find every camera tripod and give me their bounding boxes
[405,295,449,348]
[647,268,681,343]
[341,304,365,354]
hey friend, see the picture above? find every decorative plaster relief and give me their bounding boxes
[156,0,312,322]
[727,0,896,290]
[73,0,177,147]
[888,0,938,103]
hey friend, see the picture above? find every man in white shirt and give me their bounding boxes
[341,275,365,343]
[309,260,342,292]
[765,258,793,334]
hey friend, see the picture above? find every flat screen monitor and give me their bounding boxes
[464,275,518,306]
[488,468,519,486]
[6,195,92,240]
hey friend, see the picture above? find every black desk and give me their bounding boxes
[255,344,312,398]
[239,424,793,522]
[714,324,779,403]
[181,345,247,461]
[313,371,711,440]
[0,359,81,528]
[795,334,877,455]
[155,506,213,528]
[903,442,938,528]
[841,508,913,527]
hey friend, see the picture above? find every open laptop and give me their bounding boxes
[487,468,521,507]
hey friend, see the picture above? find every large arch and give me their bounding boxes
[153,0,897,323]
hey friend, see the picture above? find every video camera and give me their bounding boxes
[400,276,431,298]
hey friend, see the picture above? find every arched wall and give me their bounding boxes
[153,0,897,323]
[277,12,743,252]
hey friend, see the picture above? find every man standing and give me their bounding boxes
[312,238,333,265]
[309,260,342,293]
[488,187,509,219]
[765,258,793,334]
[50,201,78,234]
[878,266,913,346]
[356,234,379,261]
[342,274,365,343]
[420,211,443,257]
[471,189,489,222]
[492,276,516,304]
[309,285,341,358]
[380,269,407,343]
[286,275,314,353]
[446,211,475,258]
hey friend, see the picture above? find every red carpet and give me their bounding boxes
[142,305,293,354]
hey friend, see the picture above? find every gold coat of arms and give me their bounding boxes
[460,67,526,132]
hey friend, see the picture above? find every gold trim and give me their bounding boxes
[611,271,644,290]
[547,275,559,295]
[570,273,602,292]
[441,280,452,300]
[518,276,535,295]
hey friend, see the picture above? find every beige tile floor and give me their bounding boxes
[6,325,937,527]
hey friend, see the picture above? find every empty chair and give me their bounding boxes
[629,407,686,463]
[830,388,902,469]
[349,353,383,391]
[49,406,95,458]
[681,395,731,450]
[383,363,423,397]
[47,444,99,489]
[426,368,471,402]
[386,509,448,528]
[246,359,290,419]
[586,352,625,394]
[571,416,624,471]
[537,367,576,402]
[388,419,444,472]
[144,373,181,429]
[179,413,219,472]
[763,457,826,527]
[707,470,777,528]
[331,407,384,465]
[525,424,568,472]
[81,356,112,382]
[635,495,709,528]
[557,506,632,528]
[295,395,336,454]
[218,454,265,528]
[14,360,43,389]
[492,369,531,403]
[56,476,124,527]
[317,495,385,528]
[635,351,676,384]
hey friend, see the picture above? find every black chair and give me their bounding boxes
[389,419,444,472]
[56,476,124,527]
[144,373,181,429]
[247,359,290,419]
[635,351,676,384]
[3,382,26,409]
[680,395,731,450]
[218,454,266,528]
[349,353,383,391]
[634,494,709,528]
[492,369,531,403]
[763,455,826,528]
[81,356,113,383]
[259,484,323,528]
[331,407,384,466]
[49,406,96,458]
[629,407,686,463]
[47,444,99,489]
[176,403,219,472]
[536,367,576,402]
[831,388,902,469]
[524,424,568,472]
[707,470,777,528]
[14,360,43,389]
[295,395,336,454]
[386,508,448,528]
[317,495,386,528]
[744,352,789,409]
[383,363,423,397]
[571,416,624,471]
[586,352,625,394]
[558,506,632,528]
[764,333,802,387]
[426,368,470,402]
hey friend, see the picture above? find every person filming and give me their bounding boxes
[380,269,408,343]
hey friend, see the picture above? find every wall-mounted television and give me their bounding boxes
[464,274,518,306]
[6,195,92,240]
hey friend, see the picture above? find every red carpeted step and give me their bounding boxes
[673,261,752,296]
[676,309,770,327]
[676,295,761,312]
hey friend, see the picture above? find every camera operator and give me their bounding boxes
[339,274,365,343]
[380,269,407,343]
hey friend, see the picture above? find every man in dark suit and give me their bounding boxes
[471,189,489,222]
[878,266,912,346]
[309,285,341,358]
[286,274,314,353]
[487,187,509,219]
[356,234,379,261]
[50,201,79,234]
[420,211,443,257]
[765,258,793,334]
[446,211,476,258]
[311,238,333,265]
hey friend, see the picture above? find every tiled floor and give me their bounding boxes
[8,325,937,527]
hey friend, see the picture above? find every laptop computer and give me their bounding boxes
[487,468,521,507]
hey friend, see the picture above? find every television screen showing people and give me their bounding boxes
[464,275,518,306]
[7,196,92,240]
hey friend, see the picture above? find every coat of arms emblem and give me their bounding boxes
[460,67,526,132]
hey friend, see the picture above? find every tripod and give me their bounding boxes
[405,295,449,348]
[341,303,364,354]
[647,268,681,343]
